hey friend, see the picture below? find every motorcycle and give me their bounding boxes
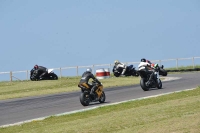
[30,68,58,81]
[112,65,139,77]
[78,81,106,106]
[147,60,167,76]
[137,66,162,91]
[159,65,168,76]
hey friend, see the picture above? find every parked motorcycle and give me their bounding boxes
[137,66,162,91]
[78,81,106,106]
[30,68,58,81]
[112,65,139,77]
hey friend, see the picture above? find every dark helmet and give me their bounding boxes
[34,64,39,69]
[141,58,146,62]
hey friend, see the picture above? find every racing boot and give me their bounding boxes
[146,72,154,86]
[121,67,127,76]
[90,86,96,99]
[145,81,151,86]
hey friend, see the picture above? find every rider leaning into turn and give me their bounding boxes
[78,68,101,96]
[34,65,48,79]
[138,58,159,86]
[114,60,127,75]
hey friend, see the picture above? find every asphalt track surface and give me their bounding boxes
[0,72,200,127]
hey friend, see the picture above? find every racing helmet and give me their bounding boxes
[34,64,39,69]
[141,58,146,62]
[114,60,120,65]
[86,68,92,73]
[154,64,159,68]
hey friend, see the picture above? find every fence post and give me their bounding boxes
[26,70,29,80]
[192,57,195,69]
[76,66,79,76]
[159,60,161,66]
[10,71,12,82]
[92,65,95,75]
[110,64,112,75]
[176,59,178,69]
[59,67,62,78]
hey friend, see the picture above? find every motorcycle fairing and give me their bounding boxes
[48,69,54,73]
[95,85,103,98]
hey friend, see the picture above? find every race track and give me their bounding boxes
[0,72,200,127]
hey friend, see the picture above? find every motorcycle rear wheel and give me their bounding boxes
[80,92,90,106]
[49,73,58,80]
[99,91,106,103]
[140,78,150,91]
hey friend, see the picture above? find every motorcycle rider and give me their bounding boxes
[114,60,127,75]
[33,65,48,79]
[78,68,101,96]
[146,60,155,68]
[138,58,157,86]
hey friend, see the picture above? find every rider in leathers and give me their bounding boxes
[79,68,101,96]
[34,65,48,79]
[138,58,156,86]
[114,60,127,75]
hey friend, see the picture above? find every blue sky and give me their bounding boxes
[0,0,200,72]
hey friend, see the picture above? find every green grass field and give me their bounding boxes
[1,86,200,133]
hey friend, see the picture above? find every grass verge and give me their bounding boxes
[1,86,200,133]
[166,65,200,70]
[0,76,140,100]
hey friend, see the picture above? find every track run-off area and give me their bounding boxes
[0,72,200,127]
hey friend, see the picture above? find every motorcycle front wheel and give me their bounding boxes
[80,92,90,106]
[99,91,106,103]
[156,79,162,89]
[113,72,120,77]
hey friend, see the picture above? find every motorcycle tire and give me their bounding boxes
[49,73,58,80]
[114,72,120,77]
[99,91,106,103]
[30,76,34,81]
[140,78,150,91]
[30,75,38,81]
[80,92,90,106]
[156,79,162,89]
[132,71,139,77]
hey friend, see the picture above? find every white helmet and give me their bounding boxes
[114,60,119,65]
[86,68,92,73]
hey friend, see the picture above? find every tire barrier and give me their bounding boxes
[104,68,110,78]
[96,68,110,79]
[166,68,200,72]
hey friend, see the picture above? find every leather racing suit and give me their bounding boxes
[36,66,48,79]
[138,61,155,85]
[115,62,127,75]
[79,71,101,95]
